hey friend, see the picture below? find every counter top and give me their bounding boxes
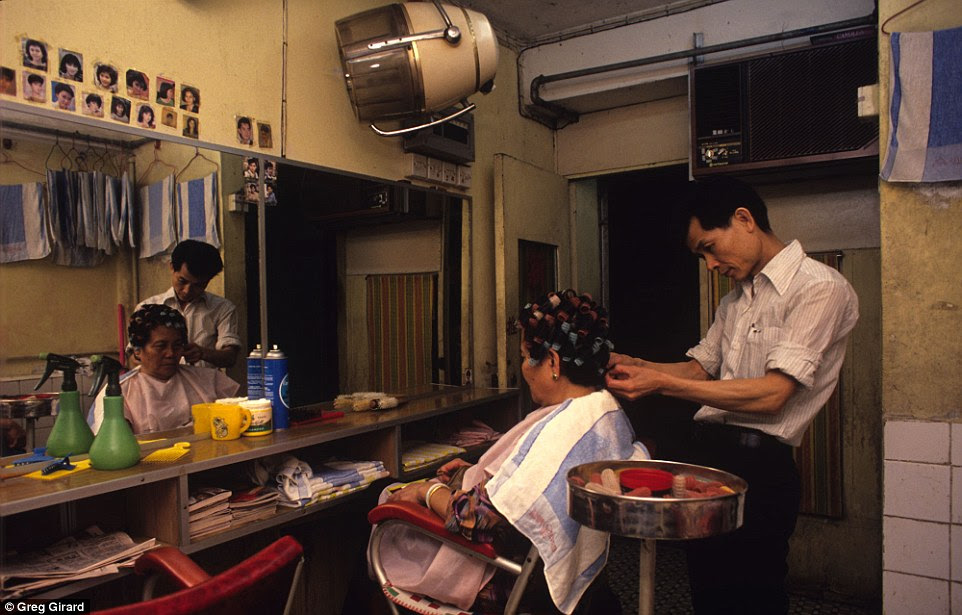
[0,384,518,517]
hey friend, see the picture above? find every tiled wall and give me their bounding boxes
[1,372,98,452]
[883,421,962,614]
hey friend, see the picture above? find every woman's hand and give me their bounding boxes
[387,482,430,505]
[437,458,472,483]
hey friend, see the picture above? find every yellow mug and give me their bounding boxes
[210,404,252,440]
[191,403,217,435]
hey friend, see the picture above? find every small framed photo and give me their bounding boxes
[23,72,46,103]
[156,76,175,106]
[183,115,200,139]
[264,181,277,205]
[22,38,48,71]
[180,85,200,113]
[264,159,277,180]
[1,67,17,96]
[94,63,119,92]
[236,116,253,145]
[243,182,259,203]
[136,103,156,129]
[125,69,149,100]
[110,96,131,123]
[257,121,273,148]
[51,81,76,111]
[58,49,83,82]
[82,92,104,117]
[161,107,177,128]
[243,157,258,180]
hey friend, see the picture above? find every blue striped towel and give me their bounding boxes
[881,24,962,182]
[0,183,51,263]
[486,390,649,614]
[138,174,176,258]
[176,172,220,247]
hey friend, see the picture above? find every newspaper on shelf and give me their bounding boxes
[0,527,156,600]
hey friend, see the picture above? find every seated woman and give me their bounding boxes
[88,305,239,435]
[372,290,649,614]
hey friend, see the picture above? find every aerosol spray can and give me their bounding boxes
[246,344,264,400]
[264,345,289,429]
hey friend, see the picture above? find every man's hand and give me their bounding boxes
[607,352,641,369]
[605,364,664,400]
[182,343,205,364]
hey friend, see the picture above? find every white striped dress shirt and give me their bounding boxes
[686,240,859,446]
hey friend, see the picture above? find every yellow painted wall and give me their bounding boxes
[0,0,554,387]
[877,0,962,421]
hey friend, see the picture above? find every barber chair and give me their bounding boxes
[94,536,304,615]
[368,501,541,615]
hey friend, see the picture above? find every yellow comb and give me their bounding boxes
[26,459,92,480]
[142,442,191,463]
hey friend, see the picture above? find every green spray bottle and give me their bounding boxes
[38,353,94,457]
[87,355,141,470]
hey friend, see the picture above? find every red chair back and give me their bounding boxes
[94,536,304,615]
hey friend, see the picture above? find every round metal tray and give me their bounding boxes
[0,394,55,419]
[567,460,747,540]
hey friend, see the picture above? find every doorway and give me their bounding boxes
[600,164,700,460]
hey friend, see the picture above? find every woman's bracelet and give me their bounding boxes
[424,482,450,510]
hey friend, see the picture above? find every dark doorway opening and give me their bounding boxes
[601,164,701,460]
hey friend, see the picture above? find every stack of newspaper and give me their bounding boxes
[229,485,279,527]
[0,527,156,600]
[188,487,233,541]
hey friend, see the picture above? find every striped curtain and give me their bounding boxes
[366,273,437,393]
[710,251,844,517]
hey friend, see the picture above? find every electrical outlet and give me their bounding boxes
[427,157,444,183]
[442,161,458,185]
[228,193,248,213]
[857,83,879,118]
[407,154,429,180]
[457,165,472,188]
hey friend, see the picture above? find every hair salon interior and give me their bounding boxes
[1,0,960,613]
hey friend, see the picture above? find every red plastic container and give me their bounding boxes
[619,468,673,492]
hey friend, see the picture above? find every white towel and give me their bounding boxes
[177,172,220,247]
[137,174,176,258]
[486,390,649,614]
[881,24,962,182]
[0,183,51,263]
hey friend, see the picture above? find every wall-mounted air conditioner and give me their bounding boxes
[691,30,878,176]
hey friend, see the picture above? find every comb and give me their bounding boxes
[142,442,191,463]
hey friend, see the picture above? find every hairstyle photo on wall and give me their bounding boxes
[161,107,177,128]
[180,85,200,113]
[58,49,83,82]
[82,92,104,117]
[136,104,156,129]
[257,121,273,148]
[22,38,48,71]
[23,72,45,103]
[156,77,175,106]
[51,81,76,112]
[183,115,199,139]
[126,69,149,100]
[94,63,118,92]
[1,67,17,96]
[236,116,253,145]
[110,95,131,123]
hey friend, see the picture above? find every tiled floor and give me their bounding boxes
[606,537,877,614]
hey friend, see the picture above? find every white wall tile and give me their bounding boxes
[954,467,962,524]
[883,572,949,615]
[952,582,962,615]
[953,424,962,467]
[884,516,950,579]
[884,461,951,522]
[886,420,950,463]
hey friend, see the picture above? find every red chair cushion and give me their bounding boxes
[369,500,498,560]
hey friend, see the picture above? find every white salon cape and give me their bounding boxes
[88,365,239,435]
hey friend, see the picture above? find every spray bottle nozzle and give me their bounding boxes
[36,353,81,392]
[89,355,124,397]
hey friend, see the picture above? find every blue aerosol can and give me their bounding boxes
[246,344,264,399]
[264,345,289,429]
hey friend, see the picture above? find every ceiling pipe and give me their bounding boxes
[528,13,877,129]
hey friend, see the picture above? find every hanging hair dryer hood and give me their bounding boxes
[335,1,498,137]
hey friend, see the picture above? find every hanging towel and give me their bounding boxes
[46,169,104,267]
[881,24,962,182]
[137,174,176,258]
[176,172,220,247]
[122,171,136,248]
[78,172,98,249]
[0,183,51,263]
[105,174,122,249]
[92,172,111,253]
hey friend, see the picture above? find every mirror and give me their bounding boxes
[0,99,469,417]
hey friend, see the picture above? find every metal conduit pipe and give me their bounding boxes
[528,13,877,128]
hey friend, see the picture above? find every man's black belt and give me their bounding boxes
[692,421,786,451]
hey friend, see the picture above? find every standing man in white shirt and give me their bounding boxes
[606,176,859,615]
[136,240,241,369]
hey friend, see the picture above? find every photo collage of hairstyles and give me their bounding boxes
[240,157,278,206]
[4,36,274,152]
